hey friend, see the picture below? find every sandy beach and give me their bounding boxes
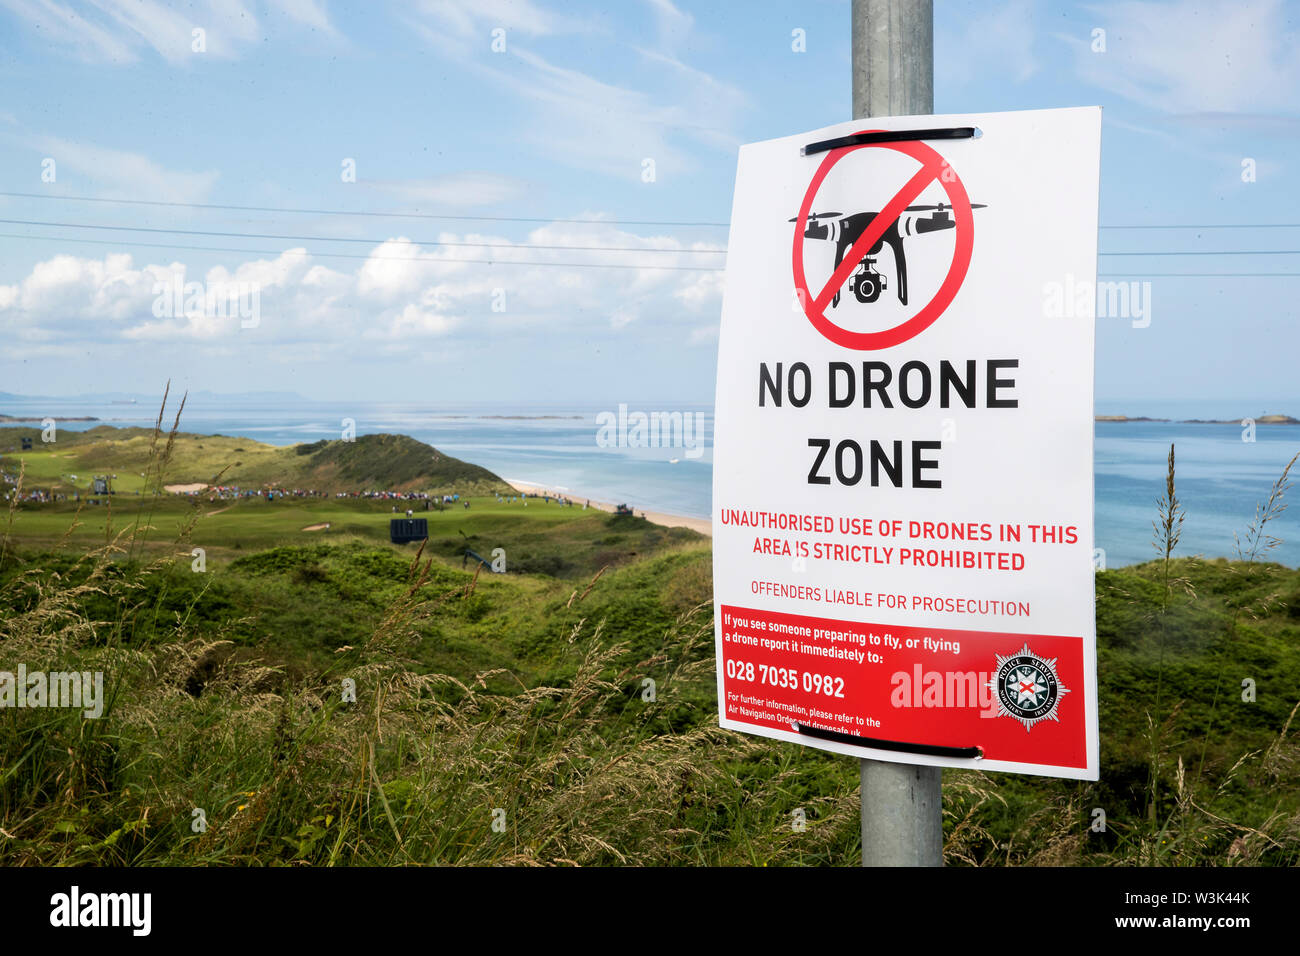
[506,479,711,537]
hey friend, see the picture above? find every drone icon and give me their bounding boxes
[790,201,986,307]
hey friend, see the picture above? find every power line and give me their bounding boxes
[1098,250,1300,256]
[0,191,731,228]
[0,232,723,271]
[1101,223,1300,229]
[5,191,1300,232]
[1097,273,1300,277]
[4,217,1295,260]
[0,218,725,255]
[1099,272,1300,277]
[6,232,1295,277]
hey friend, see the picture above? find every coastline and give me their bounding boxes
[1096,413,1299,424]
[505,479,712,537]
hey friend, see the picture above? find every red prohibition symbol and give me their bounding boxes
[792,131,974,351]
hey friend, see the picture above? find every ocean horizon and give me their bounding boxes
[3,394,1298,570]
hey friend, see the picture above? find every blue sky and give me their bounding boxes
[0,0,1297,408]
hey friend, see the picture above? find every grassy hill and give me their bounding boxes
[0,515,1294,868]
[0,423,1296,866]
[0,495,1297,865]
[0,426,509,497]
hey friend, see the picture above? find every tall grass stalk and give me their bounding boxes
[1146,443,1185,823]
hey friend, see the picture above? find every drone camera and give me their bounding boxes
[851,259,886,304]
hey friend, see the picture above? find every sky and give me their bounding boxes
[0,0,1297,407]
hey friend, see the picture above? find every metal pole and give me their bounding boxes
[851,0,943,867]
[852,0,933,121]
[860,758,942,865]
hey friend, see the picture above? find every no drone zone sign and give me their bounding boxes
[712,107,1103,779]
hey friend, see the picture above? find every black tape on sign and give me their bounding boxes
[794,722,983,760]
[801,126,980,157]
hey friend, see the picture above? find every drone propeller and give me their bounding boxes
[904,202,987,211]
[787,211,843,222]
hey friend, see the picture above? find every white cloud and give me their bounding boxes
[0,222,726,358]
[632,47,747,152]
[206,247,312,290]
[484,45,744,181]
[123,310,239,341]
[274,0,336,35]
[642,0,693,53]
[25,133,220,203]
[937,0,1040,87]
[0,0,137,62]
[1069,0,1300,113]
[1103,113,1287,183]
[93,0,237,63]
[687,323,717,345]
[0,0,334,63]
[16,252,165,321]
[408,0,581,40]
[362,172,530,208]
[356,238,438,300]
[673,268,724,310]
[404,5,744,183]
[379,301,457,339]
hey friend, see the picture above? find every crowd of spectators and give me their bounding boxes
[2,475,603,513]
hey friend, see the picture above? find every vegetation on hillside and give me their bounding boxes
[1,422,509,497]
[0,402,1297,866]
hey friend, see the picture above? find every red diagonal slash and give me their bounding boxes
[810,157,945,315]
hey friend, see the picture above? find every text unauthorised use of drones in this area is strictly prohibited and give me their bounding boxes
[713,106,1103,779]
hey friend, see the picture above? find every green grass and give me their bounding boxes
[0,420,1297,866]
[0,425,509,497]
[0,486,707,694]
[2,529,1296,864]
[0,491,694,569]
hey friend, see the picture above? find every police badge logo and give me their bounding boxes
[987,643,1069,731]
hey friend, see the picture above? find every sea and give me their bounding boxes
[3,395,1298,569]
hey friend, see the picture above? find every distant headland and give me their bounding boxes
[1096,414,1299,425]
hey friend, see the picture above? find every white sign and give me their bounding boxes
[712,107,1101,779]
